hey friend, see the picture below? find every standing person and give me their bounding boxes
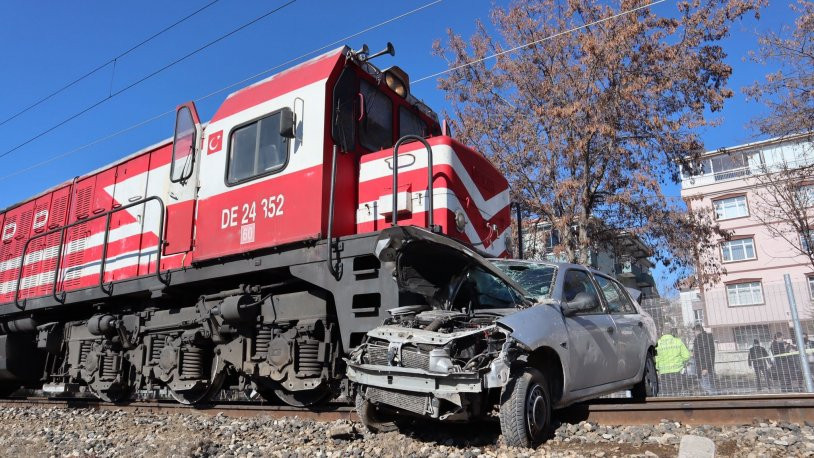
[804,334,814,379]
[655,326,691,395]
[770,332,792,392]
[748,339,772,391]
[692,324,716,395]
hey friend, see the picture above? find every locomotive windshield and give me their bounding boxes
[332,66,433,152]
[359,80,393,151]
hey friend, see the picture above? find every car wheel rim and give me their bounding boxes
[646,358,658,395]
[526,384,546,439]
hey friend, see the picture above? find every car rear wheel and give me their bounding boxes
[499,367,551,448]
[632,351,658,400]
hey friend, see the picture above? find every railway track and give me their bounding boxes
[0,394,811,426]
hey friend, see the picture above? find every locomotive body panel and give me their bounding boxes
[356,137,510,256]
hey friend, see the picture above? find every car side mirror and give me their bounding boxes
[562,293,597,317]
[279,107,296,139]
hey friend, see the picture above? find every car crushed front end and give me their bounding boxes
[347,311,517,421]
[345,226,557,424]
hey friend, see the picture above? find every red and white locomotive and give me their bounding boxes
[0,44,510,404]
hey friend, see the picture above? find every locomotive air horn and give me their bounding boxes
[362,42,395,62]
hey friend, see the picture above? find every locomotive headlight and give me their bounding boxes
[383,66,410,97]
[455,210,467,232]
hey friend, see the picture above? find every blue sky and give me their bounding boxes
[0,0,800,293]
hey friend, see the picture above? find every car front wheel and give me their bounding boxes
[632,351,659,400]
[499,367,551,448]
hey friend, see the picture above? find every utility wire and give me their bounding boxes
[0,0,222,128]
[412,0,665,84]
[0,0,298,161]
[0,0,443,182]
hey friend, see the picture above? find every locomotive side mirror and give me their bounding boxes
[279,107,296,139]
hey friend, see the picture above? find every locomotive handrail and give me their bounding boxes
[13,196,168,310]
[391,135,435,231]
[327,145,341,280]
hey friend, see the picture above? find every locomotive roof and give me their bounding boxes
[1,45,438,215]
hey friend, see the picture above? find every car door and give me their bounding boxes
[561,269,619,391]
[594,274,646,381]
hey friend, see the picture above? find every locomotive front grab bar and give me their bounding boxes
[13,196,168,310]
[391,135,435,230]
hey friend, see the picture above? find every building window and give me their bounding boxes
[733,324,771,350]
[694,150,762,181]
[693,308,705,324]
[801,231,813,253]
[727,281,764,306]
[721,238,756,262]
[713,196,748,220]
[808,276,814,299]
[797,184,814,208]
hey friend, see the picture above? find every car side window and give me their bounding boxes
[595,275,637,314]
[453,267,518,310]
[562,270,604,314]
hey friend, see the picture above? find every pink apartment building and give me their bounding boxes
[681,133,814,350]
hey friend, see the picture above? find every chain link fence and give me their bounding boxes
[640,279,814,397]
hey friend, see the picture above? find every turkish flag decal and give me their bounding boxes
[207,130,224,155]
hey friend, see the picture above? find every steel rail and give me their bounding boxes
[558,394,814,426]
[0,394,811,425]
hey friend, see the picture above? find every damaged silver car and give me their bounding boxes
[347,227,658,447]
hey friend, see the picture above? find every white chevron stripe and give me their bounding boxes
[359,144,509,219]
[357,188,508,256]
[0,221,151,276]
[1,247,163,297]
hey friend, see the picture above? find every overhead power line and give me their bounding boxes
[413,0,665,84]
[0,0,443,182]
[0,0,298,161]
[0,0,222,128]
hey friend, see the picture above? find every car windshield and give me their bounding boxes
[492,262,557,298]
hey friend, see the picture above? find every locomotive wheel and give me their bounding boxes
[0,383,21,398]
[168,354,226,405]
[89,383,133,403]
[272,383,331,407]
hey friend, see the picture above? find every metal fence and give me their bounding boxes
[639,278,814,397]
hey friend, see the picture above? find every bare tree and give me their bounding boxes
[433,0,760,284]
[749,137,814,267]
[745,0,814,137]
[743,2,814,268]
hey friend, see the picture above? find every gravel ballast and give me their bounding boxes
[0,406,811,457]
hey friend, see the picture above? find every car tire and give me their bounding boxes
[499,367,551,448]
[355,392,398,433]
[632,351,659,400]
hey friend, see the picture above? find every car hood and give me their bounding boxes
[374,226,531,307]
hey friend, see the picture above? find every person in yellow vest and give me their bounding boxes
[655,326,690,395]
